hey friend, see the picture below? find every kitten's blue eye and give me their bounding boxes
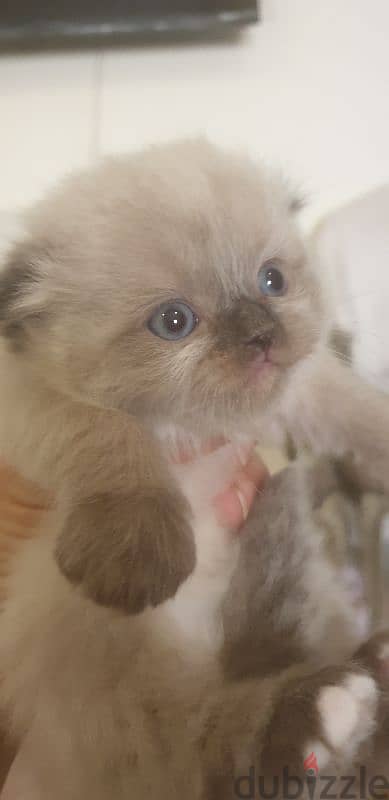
[257,261,287,297]
[148,301,199,341]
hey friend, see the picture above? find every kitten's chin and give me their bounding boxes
[248,354,273,381]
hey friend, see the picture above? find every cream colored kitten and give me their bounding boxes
[1,451,388,799]
[0,140,388,615]
[0,140,389,796]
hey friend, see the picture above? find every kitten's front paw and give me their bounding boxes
[262,666,378,777]
[55,487,196,614]
[310,673,378,770]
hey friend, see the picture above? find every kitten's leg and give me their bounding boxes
[221,464,361,680]
[282,348,389,494]
[55,438,263,616]
[199,662,379,799]
[55,427,196,614]
[260,667,378,780]
[55,484,195,614]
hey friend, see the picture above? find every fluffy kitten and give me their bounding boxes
[0,140,389,795]
[0,140,389,616]
[1,452,388,799]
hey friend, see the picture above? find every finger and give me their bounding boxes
[0,464,50,509]
[0,518,44,541]
[0,503,46,530]
[213,475,256,530]
[243,451,270,488]
[0,525,42,542]
[213,453,269,530]
[0,537,20,556]
[213,487,246,529]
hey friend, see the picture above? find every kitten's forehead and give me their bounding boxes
[108,144,300,303]
[26,139,302,309]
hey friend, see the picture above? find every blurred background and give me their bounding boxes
[0,0,388,232]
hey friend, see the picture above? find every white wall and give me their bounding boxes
[1,0,389,230]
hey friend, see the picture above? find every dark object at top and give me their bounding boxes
[0,0,259,45]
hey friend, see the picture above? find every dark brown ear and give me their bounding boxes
[0,241,47,345]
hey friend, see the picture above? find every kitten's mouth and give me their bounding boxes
[247,350,275,383]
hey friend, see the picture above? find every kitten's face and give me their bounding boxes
[0,141,322,436]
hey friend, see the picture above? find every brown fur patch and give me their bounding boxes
[55,487,196,614]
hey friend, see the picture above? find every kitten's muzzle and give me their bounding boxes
[217,299,278,354]
[245,330,274,351]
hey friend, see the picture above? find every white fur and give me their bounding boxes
[317,674,377,762]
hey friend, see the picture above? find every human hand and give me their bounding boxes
[172,438,269,532]
[0,464,49,602]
